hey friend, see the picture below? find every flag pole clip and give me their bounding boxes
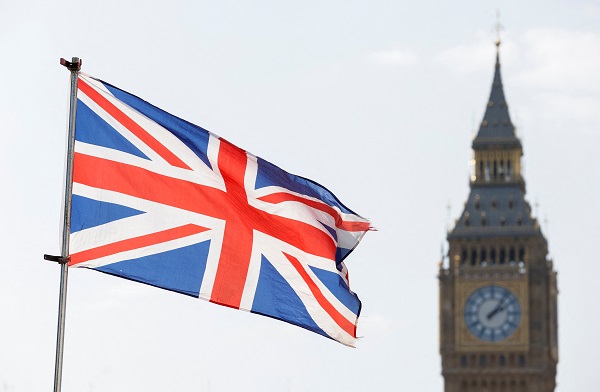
[60,57,82,71]
[44,254,70,265]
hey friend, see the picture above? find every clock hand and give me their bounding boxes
[487,302,506,320]
[487,293,508,320]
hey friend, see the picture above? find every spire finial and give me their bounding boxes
[494,10,504,50]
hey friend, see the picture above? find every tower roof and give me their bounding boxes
[448,184,539,240]
[449,40,541,241]
[472,43,521,150]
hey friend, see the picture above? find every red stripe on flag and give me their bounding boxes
[258,193,371,232]
[69,224,209,266]
[72,153,337,261]
[209,139,255,308]
[78,77,191,170]
[283,252,357,338]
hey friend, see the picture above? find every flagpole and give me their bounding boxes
[52,56,81,392]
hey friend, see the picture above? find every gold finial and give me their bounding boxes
[494,9,504,49]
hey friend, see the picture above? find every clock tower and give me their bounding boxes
[439,39,558,391]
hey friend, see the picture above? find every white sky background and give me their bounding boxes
[1,0,599,390]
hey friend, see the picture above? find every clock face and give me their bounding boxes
[464,285,521,342]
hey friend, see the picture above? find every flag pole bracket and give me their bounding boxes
[44,254,70,265]
[60,58,82,71]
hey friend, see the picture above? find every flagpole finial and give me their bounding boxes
[494,10,504,49]
[60,57,82,71]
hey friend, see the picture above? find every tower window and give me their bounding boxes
[481,249,487,266]
[508,198,514,209]
[471,250,477,266]
[479,355,487,367]
[519,247,525,263]
[479,161,484,180]
[485,162,491,182]
[506,160,512,180]
[499,355,506,366]
[500,249,506,264]
[509,248,516,264]
[493,160,497,179]
[490,249,496,265]
[461,249,468,265]
[460,355,468,367]
[518,355,526,367]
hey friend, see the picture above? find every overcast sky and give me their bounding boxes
[1,1,599,391]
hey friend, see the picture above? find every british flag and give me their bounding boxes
[68,74,371,346]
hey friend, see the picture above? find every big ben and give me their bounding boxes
[439,37,559,391]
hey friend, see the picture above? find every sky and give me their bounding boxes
[1,0,599,391]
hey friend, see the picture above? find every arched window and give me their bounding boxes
[506,160,512,180]
[485,161,491,182]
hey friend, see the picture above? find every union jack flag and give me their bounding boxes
[68,74,371,346]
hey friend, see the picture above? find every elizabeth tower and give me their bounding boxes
[438,39,558,391]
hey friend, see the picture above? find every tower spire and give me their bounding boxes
[471,24,519,151]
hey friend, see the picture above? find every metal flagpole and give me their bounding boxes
[47,56,82,392]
